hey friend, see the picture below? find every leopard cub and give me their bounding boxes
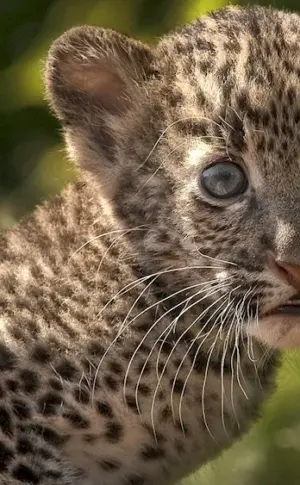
[1,4,300,485]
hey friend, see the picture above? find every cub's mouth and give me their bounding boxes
[247,253,300,349]
[274,294,300,315]
[247,294,300,350]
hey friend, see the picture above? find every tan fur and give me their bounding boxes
[1,5,300,485]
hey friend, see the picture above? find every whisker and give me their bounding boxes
[222,303,239,428]
[97,264,226,319]
[133,282,217,417]
[130,280,227,421]
[155,279,225,379]
[193,237,237,267]
[136,139,189,194]
[137,116,226,171]
[91,274,158,401]
[176,284,240,439]
[95,229,146,282]
[219,292,237,437]
[92,265,230,402]
[177,292,232,438]
[149,280,235,440]
[70,225,148,260]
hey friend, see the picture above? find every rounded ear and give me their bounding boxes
[44,27,154,182]
[45,26,153,124]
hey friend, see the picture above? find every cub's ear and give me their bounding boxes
[44,26,154,171]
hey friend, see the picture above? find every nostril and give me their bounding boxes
[266,251,300,291]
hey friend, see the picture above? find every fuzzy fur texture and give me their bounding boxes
[1,5,300,484]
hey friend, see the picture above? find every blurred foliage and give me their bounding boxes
[2,0,300,484]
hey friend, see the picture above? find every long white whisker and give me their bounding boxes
[136,139,189,194]
[155,279,226,380]
[133,281,219,416]
[92,265,228,401]
[97,264,226,319]
[219,292,237,438]
[137,116,225,171]
[150,281,235,440]
[177,292,233,437]
[176,284,240,439]
[70,225,148,260]
[131,280,228,420]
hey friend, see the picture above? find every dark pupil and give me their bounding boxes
[201,162,247,199]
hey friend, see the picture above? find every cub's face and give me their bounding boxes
[46,5,300,349]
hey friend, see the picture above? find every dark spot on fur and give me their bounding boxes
[294,109,300,124]
[125,395,139,414]
[55,359,78,380]
[199,60,213,75]
[87,341,105,357]
[140,445,165,460]
[108,361,122,374]
[171,377,185,393]
[73,386,90,405]
[125,476,145,485]
[34,425,65,446]
[63,410,89,429]
[260,233,270,247]
[17,437,34,454]
[12,399,31,420]
[38,392,63,416]
[44,469,62,479]
[0,441,14,471]
[0,343,16,371]
[104,374,119,391]
[105,421,123,443]
[12,463,40,484]
[0,406,13,436]
[48,378,63,391]
[160,405,171,421]
[273,122,279,137]
[19,369,39,394]
[122,350,132,360]
[137,361,151,375]
[143,423,165,443]
[138,383,151,396]
[236,248,250,261]
[96,401,114,419]
[99,459,121,471]
[6,379,19,392]
[31,344,51,364]
[84,434,97,443]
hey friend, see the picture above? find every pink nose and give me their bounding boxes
[267,252,300,291]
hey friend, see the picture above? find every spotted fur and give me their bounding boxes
[1,5,300,484]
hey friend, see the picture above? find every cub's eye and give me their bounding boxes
[200,161,248,200]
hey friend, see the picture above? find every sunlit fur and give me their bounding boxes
[0,5,300,485]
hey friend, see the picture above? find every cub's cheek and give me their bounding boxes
[246,315,300,350]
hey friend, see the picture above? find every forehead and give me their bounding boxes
[158,6,300,179]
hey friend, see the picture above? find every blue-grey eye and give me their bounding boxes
[200,161,248,200]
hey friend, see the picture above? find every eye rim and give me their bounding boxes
[199,158,249,202]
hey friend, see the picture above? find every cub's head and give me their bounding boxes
[45,5,300,350]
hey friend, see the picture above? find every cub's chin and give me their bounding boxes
[247,297,300,349]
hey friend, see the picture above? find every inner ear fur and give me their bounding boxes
[45,26,154,124]
[44,27,155,185]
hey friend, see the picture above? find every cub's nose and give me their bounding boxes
[267,252,300,291]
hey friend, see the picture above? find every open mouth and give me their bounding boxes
[274,294,300,315]
[248,293,300,350]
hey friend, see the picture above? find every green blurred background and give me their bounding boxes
[2,0,300,484]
